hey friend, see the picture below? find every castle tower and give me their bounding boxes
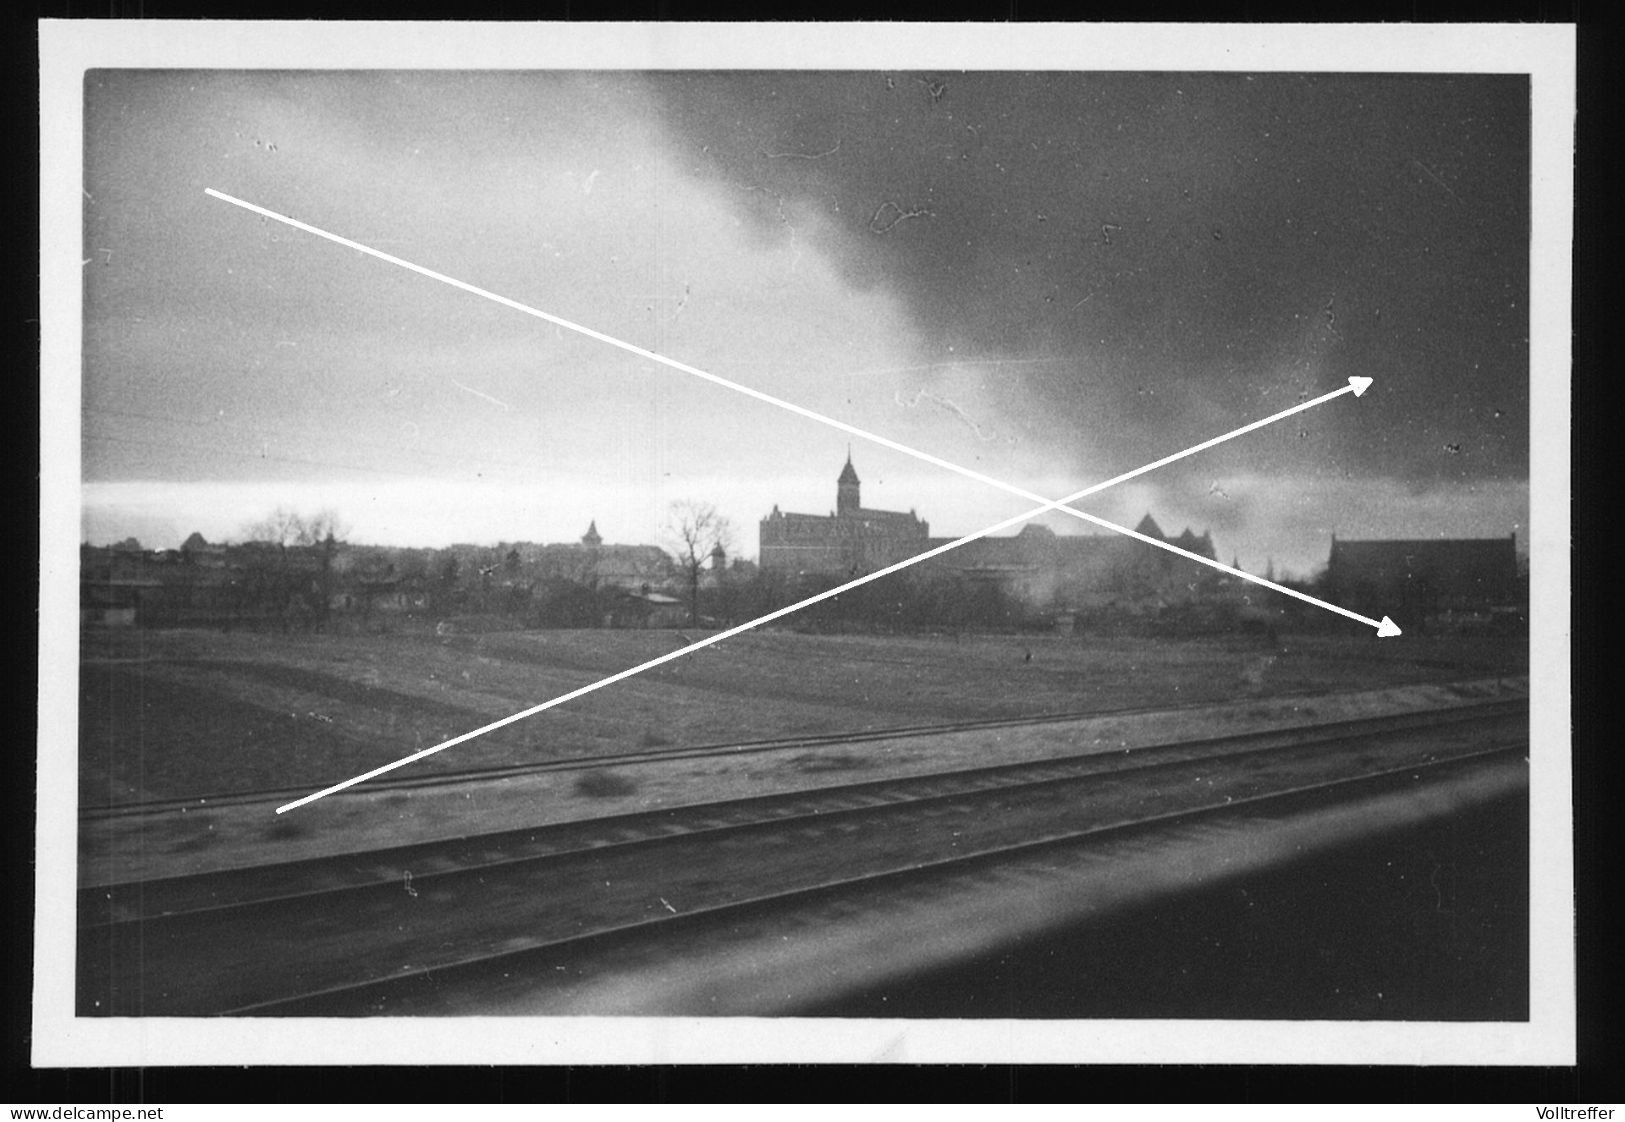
[581,521,602,548]
[836,452,861,516]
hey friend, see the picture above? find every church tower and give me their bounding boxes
[836,452,861,516]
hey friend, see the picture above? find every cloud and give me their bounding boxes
[82,72,964,495]
[648,71,1530,487]
[80,71,1530,561]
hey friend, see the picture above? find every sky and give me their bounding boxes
[81,69,1531,576]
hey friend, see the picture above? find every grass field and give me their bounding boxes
[77,625,1527,806]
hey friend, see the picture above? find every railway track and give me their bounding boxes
[77,697,1527,1017]
[257,749,1529,1019]
[79,674,1525,818]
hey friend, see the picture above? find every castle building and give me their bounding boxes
[923,513,1219,609]
[759,454,931,576]
[760,454,1220,609]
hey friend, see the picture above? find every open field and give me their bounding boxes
[77,626,1527,807]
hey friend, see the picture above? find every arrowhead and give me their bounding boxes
[1376,616,1402,637]
[1348,376,1373,397]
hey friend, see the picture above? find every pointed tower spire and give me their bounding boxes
[836,451,861,515]
[581,520,602,548]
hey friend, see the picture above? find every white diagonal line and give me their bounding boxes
[204,190,1018,495]
[274,452,1205,812]
[201,191,1390,811]
[278,501,1048,812]
[273,391,1375,814]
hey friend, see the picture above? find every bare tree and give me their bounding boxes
[242,507,349,547]
[301,509,348,547]
[242,506,304,547]
[238,508,350,631]
[665,501,732,627]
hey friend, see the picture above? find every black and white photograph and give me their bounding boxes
[37,22,1574,1066]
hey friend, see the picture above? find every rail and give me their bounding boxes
[78,697,1527,1016]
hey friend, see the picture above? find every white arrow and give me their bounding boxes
[274,412,1393,814]
[269,386,1396,814]
[207,188,1395,634]
[1051,504,1402,637]
[200,193,1404,811]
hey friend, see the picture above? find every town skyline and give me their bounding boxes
[82,443,1528,584]
[80,67,1532,581]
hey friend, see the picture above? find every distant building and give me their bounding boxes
[924,513,1219,609]
[180,531,229,569]
[758,454,931,576]
[760,454,1220,611]
[606,590,688,629]
[699,542,729,590]
[1324,534,1521,624]
[577,522,673,592]
[519,524,674,592]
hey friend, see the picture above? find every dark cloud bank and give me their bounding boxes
[649,72,1529,489]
